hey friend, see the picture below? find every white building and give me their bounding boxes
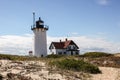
[31,16,48,57]
[49,39,79,55]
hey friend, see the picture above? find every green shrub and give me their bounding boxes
[46,54,64,58]
[0,54,40,61]
[49,58,101,74]
[83,52,112,58]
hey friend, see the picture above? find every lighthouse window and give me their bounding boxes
[41,54,43,57]
[39,22,43,25]
[39,22,41,25]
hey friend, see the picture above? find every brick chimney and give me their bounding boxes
[60,39,62,42]
[65,38,68,41]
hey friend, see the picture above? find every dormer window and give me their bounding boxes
[68,46,71,49]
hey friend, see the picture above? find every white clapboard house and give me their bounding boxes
[49,39,79,55]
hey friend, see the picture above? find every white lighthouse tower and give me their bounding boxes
[31,13,48,57]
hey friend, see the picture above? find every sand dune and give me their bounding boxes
[0,60,120,80]
[91,67,120,80]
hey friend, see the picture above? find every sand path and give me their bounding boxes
[91,67,120,80]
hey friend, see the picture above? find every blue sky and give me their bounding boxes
[0,0,120,55]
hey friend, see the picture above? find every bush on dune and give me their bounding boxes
[82,52,112,58]
[49,58,101,74]
[46,54,65,58]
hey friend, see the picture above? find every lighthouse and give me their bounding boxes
[31,13,48,57]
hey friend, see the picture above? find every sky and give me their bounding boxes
[0,0,120,55]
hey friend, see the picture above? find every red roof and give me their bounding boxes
[49,40,79,49]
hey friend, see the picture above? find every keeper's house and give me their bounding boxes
[49,39,80,55]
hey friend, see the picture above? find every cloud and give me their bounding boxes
[96,0,109,5]
[0,34,120,55]
[0,34,33,55]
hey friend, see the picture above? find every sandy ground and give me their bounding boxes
[0,60,66,80]
[91,67,120,80]
[0,60,120,80]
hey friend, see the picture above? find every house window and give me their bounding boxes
[71,51,73,55]
[76,52,79,55]
[71,46,73,49]
[64,52,66,55]
[73,46,76,50]
[58,52,62,55]
[68,46,71,49]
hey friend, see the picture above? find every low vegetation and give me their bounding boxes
[0,54,40,61]
[49,58,101,74]
[46,54,65,58]
[82,52,112,58]
[1,52,120,74]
